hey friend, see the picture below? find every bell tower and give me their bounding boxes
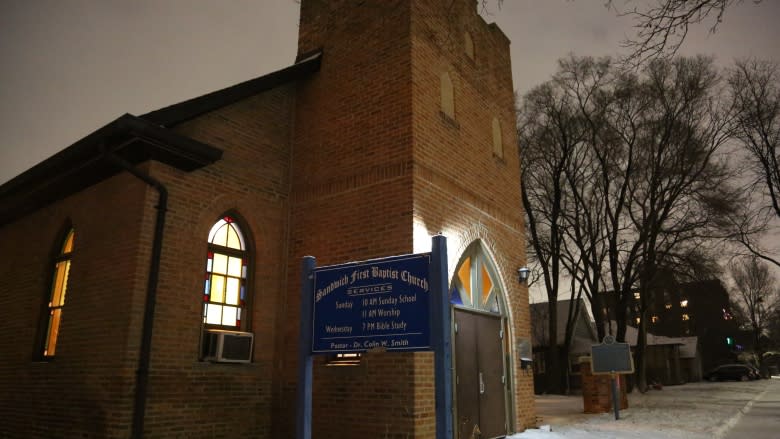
[281,1,534,437]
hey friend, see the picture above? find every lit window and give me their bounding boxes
[680,299,688,308]
[635,317,640,325]
[682,314,690,321]
[665,303,672,310]
[203,215,249,329]
[634,292,641,300]
[42,228,75,357]
[326,353,362,366]
[651,315,659,323]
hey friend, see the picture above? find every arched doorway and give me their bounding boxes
[450,241,511,439]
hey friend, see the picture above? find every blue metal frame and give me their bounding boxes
[430,235,453,439]
[297,256,315,439]
[297,235,453,439]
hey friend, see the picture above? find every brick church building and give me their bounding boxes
[0,1,534,437]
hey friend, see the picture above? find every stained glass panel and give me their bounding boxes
[50,260,70,306]
[212,224,228,247]
[222,306,237,326]
[481,264,493,306]
[212,253,228,275]
[227,256,242,277]
[226,226,241,249]
[62,230,74,254]
[210,275,225,303]
[457,257,472,305]
[206,304,223,325]
[226,278,240,305]
[450,287,463,305]
[44,308,62,356]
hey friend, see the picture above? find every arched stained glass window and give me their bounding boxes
[43,228,75,357]
[450,242,503,314]
[203,215,249,329]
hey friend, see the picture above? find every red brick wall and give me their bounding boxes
[409,0,535,432]
[1,1,533,437]
[138,85,297,438]
[0,172,149,438]
[283,0,534,437]
[0,83,297,438]
[286,1,418,437]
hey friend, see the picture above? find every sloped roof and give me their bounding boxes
[604,321,698,358]
[531,298,598,348]
[0,114,222,226]
[0,51,323,226]
[142,50,322,127]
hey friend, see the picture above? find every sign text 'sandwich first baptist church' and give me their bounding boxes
[0,1,535,437]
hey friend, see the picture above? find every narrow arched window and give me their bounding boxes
[464,31,475,60]
[43,228,74,357]
[440,71,455,119]
[203,215,249,329]
[492,117,504,158]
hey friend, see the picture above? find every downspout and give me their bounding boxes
[105,152,167,439]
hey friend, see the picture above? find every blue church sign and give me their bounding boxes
[312,253,431,353]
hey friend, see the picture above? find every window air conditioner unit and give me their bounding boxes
[202,329,254,363]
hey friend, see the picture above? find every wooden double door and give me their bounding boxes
[454,309,507,439]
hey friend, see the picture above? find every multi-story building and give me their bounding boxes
[605,278,740,372]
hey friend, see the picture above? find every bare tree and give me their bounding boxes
[520,54,734,392]
[519,78,586,394]
[726,59,780,266]
[613,0,763,67]
[729,256,780,366]
[625,56,734,391]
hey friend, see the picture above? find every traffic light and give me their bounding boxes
[726,336,734,346]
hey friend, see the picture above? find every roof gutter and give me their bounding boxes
[104,152,167,439]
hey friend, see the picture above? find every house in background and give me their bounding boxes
[531,299,598,394]
[607,323,702,385]
[531,298,703,393]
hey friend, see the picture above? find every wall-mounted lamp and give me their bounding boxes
[517,267,530,284]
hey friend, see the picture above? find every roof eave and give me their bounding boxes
[0,114,222,226]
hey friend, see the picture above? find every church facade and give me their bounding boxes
[0,1,534,437]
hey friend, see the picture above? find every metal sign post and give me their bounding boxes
[591,335,633,421]
[430,235,453,439]
[297,256,316,439]
[611,372,619,420]
[298,236,452,439]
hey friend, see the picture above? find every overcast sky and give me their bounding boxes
[1,0,778,184]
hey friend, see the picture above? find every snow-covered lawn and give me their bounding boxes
[509,379,771,439]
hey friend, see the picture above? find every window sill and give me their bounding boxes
[439,111,460,130]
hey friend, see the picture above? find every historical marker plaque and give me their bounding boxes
[591,336,634,375]
[312,253,431,353]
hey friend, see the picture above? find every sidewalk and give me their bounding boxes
[509,378,778,438]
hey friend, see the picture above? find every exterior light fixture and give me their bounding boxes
[517,267,530,284]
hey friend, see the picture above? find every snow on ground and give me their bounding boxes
[508,379,772,439]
